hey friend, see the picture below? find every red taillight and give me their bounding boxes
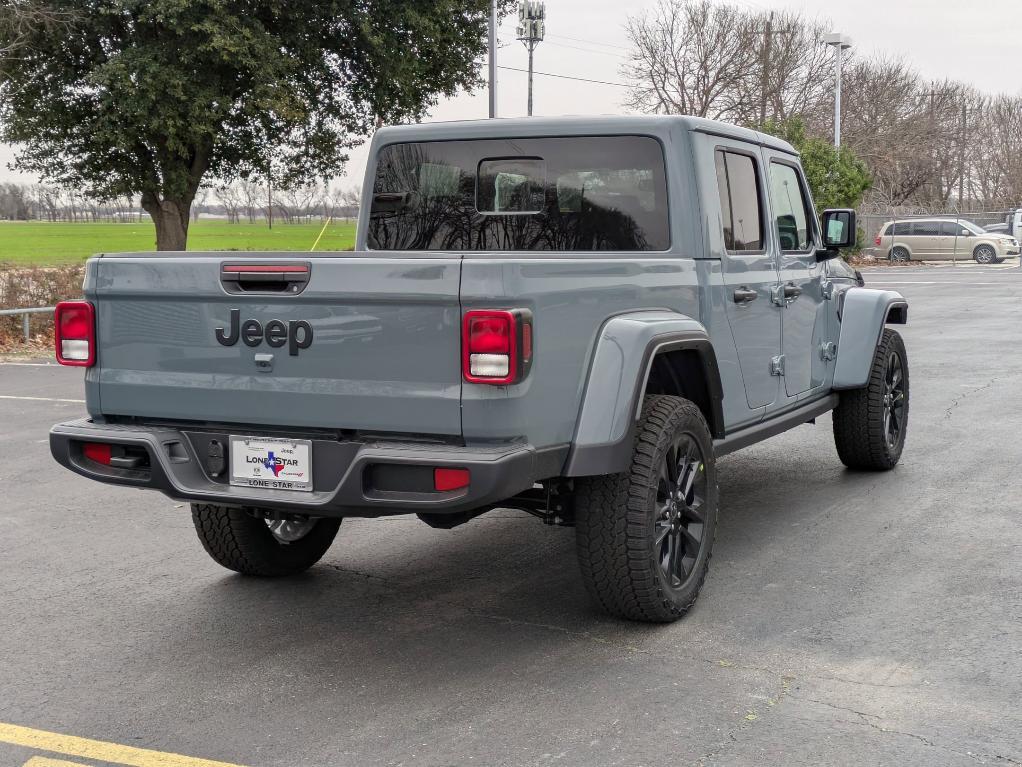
[462,309,532,385]
[874,235,882,246]
[434,467,470,492]
[54,301,95,367]
[82,442,112,465]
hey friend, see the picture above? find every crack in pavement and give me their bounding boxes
[785,710,1022,766]
[696,674,795,765]
[945,377,1000,419]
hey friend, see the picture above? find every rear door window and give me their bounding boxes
[714,150,764,252]
[368,136,669,251]
[912,221,939,236]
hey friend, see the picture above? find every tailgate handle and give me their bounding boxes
[221,263,310,295]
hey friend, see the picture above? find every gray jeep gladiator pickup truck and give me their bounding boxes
[50,116,909,622]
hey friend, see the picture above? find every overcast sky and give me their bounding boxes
[2,0,1020,187]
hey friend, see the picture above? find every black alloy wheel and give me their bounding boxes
[654,433,708,590]
[882,350,906,451]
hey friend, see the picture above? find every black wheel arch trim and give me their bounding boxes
[564,330,725,477]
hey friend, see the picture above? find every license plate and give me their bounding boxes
[229,436,313,492]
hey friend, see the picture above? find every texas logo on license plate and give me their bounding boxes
[229,436,313,492]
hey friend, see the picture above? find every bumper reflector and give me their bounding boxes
[83,442,112,465]
[434,467,470,492]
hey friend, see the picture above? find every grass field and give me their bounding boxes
[0,218,357,266]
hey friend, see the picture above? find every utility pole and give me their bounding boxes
[488,0,498,118]
[759,12,773,126]
[516,1,546,117]
[267,162,273,230]
[958,102,967,210]
[823,33,852,147]
[757,13,793,127]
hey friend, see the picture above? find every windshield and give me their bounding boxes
[960,221,985,235]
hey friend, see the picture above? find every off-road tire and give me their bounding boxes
[890,246,910,262]
[833,329,909,471]
[574,395,719,623]
[973,245,997,265]
[191,504,341,576]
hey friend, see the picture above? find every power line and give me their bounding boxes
[545,40,627,59]
[545,32,631,52]
[497,65,632,89]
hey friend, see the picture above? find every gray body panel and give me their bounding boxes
[832,289,909,389]
[88,252,463,435]
[63,115,907,514]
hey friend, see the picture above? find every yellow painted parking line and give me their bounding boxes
[0,723,248,767]
[23,757,94,767]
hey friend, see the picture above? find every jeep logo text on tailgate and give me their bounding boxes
[216,309,313,356]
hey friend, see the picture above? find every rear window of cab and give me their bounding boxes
[367,136,670,251]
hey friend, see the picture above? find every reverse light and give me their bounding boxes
[54,301,95,366]
[462,309,533,385]
[434,467,471,492]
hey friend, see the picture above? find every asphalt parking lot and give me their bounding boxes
[1,267,1020,767]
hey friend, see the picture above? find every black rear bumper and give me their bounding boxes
[50,418,563,518]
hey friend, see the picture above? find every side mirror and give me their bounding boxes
[817,209,856,262]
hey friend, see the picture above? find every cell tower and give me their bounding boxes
[516,1,546,117]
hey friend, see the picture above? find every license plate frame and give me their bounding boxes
[229,436,313,492]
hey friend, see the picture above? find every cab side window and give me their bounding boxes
[714,150,764,252]
[769,162,813,252]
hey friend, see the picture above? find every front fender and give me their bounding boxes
[833,288,908,390]
[563,311,721,477]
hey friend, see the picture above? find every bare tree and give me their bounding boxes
[0,1,77,58]
[750,10,832,125]
[623,0,759,121]
[332,185,361,222]
[239,178,264,223]
[191,188,210,222]
[621,2,1022,212]
[216,184,243,224]
[278,184,319,224]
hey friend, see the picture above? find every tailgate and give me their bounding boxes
[92,253,463,435]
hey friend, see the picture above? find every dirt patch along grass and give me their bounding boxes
[0,218,358,266]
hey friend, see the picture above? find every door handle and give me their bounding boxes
[783,282,802,301]
[733,287,758,305]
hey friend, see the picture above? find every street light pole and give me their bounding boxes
[516,1,546,117]
[823,33,852,147]
[488,0,498,118]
